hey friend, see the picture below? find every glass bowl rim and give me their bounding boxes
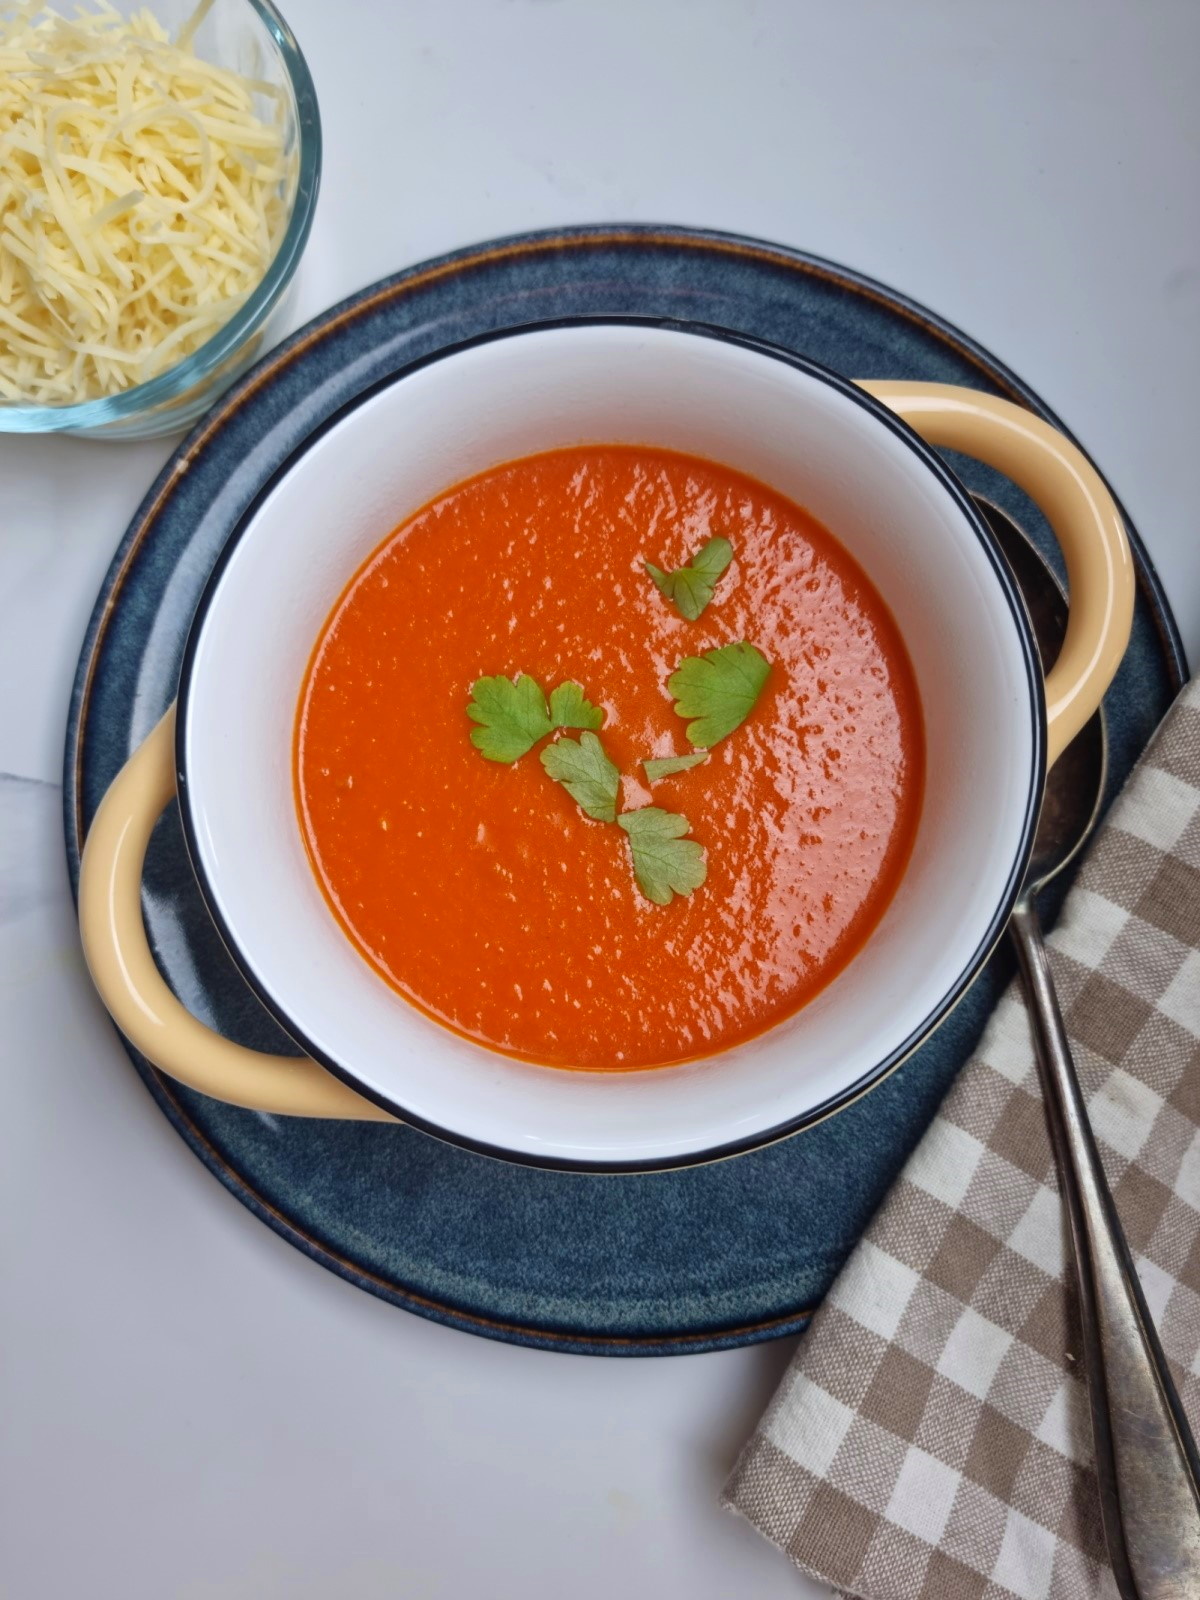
[0,0,321,434]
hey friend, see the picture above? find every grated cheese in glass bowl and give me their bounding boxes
[0,0,319,438]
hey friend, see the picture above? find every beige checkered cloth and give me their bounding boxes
[725,681,1200,1600]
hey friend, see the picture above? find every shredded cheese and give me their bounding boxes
[0,1,296,406]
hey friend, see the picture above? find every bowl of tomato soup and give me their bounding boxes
[79,319,1134,1169]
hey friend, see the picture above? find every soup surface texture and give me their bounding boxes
[295,445,923,1069]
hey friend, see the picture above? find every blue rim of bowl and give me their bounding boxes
[0,0,321,434]
[172,314,1048,1174]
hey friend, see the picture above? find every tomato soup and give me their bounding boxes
[295,445,923,1070]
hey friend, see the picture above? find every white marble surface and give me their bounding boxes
[1,2,1196,1595]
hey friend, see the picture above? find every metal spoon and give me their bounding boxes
[984,502,1200,1598]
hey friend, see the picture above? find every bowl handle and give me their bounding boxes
[78,704,393,1120]
[858,381,1135,766]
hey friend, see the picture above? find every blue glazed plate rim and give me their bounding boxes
[172,313,1047,1174]
[62,225,1188,1354]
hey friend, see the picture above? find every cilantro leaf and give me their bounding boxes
[540,731,621,823]
[642,751,709,782]
[548,681,604,731]
[667,641,771,747]
[617,807,707,905]
[467,674,605,762]
[644,535,734,621]
[466,674,553,762]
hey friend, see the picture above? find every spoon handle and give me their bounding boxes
[1010,900,1200,1598]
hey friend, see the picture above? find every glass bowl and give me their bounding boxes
[0,0,320,441]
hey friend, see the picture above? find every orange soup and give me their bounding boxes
[295,445,923,1069]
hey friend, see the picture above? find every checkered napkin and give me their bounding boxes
[725,680,1200,1600]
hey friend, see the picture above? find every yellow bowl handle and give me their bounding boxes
[858,381,1135,766]
[78,704,393,1120]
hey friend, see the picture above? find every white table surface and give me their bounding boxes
[2,3,1196,1595]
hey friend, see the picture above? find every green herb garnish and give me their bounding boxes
[644,535,733,621]
[642,752,709,783]
[617,807,707,905]
[467,674,603,762]
[465,637,770,910]
[467,674,551,762]
[667,641,771,747]
[548,681,604,731]
[540,731,621,823]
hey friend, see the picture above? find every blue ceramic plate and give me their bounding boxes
[64,226,1186,1355]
